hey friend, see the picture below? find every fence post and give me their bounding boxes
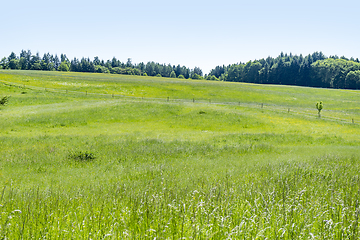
[288,108,290,113]
[86,91,87,95]
[352,118,355,124]
[261,103,263,108]
[193,98,195,103]
[167,97,169,102]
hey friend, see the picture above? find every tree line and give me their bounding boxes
[207,52,360,89]
[1,50,360,90]
[0,50,203,79]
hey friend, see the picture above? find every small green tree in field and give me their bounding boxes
[0,96,9,106]
[316,101,323,118]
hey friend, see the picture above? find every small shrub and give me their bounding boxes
[191,73,202,80]
[156,73,162,77]
[69,151,96,162]
[198,111,206,114]
[0,96,10,106]
[58,62,69,72]
[170,71,176,78]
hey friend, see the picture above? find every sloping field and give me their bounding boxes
[0,70,360,239]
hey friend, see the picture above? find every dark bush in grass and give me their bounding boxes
[69,151,96,162]
[0,96,9,105]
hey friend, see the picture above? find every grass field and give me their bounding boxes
[1,70,360,239]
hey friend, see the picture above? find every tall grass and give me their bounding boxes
[1,149,360,238]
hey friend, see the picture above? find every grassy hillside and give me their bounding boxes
[0,70,360,239]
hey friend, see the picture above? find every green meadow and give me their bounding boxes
[0,70,360,239]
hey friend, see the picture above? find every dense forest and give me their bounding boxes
[208,52,360,89]
[0,50,203,80]
[1,50,360,90]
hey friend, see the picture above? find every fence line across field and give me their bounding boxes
[1,80,357,125]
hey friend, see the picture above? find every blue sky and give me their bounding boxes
[2,0,360,74]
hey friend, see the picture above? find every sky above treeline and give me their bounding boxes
[2,0,360,74]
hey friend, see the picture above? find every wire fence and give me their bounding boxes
[1,80,358,125]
